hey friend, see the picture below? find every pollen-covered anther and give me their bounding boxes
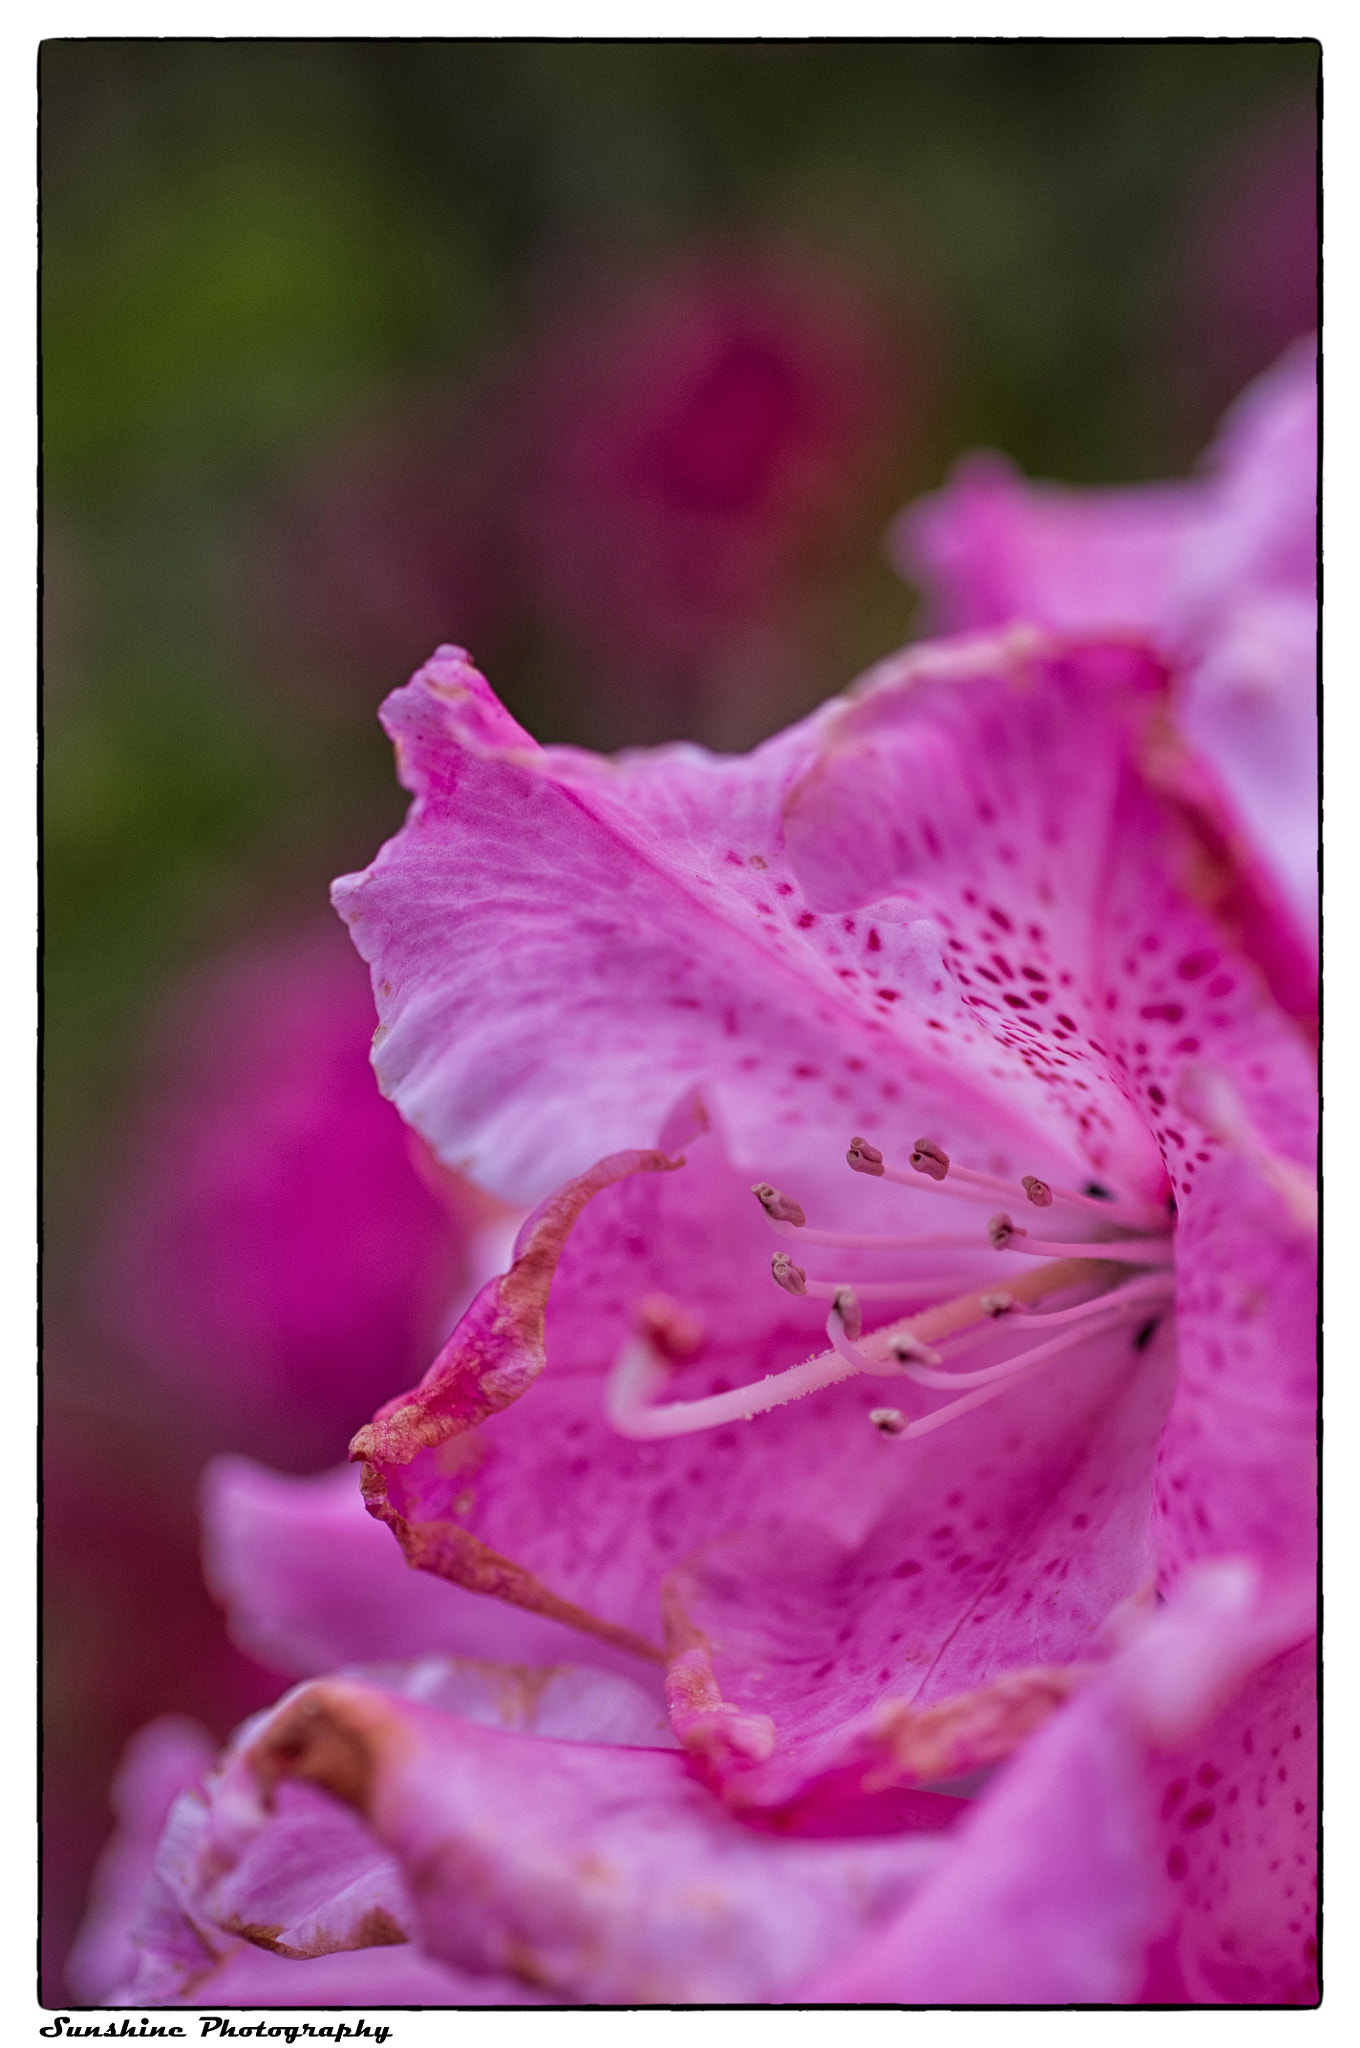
[890,1332,942,1368]
[771,1252,808,1297]
[832,1286,863,1341]
[989,1212,1026,1249]
[636,1294,706,1363]
[909,1137,950,1181]
[1021,1176,1054,1208]
[870,1409,907,1436]
[752,1182,806,1227]
[981,1291,1016,1318]
[846,1135,885,1177]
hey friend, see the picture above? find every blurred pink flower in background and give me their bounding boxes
[92,923,511,1472]
[892,341,1317,932]
[249,240,927,752]
[511,245,923,745]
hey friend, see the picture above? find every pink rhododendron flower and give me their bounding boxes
[85,628,1315,2005]
[891,342,1317,932]
[94,925,509,1470]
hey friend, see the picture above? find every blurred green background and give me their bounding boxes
[40,37,1317,2000]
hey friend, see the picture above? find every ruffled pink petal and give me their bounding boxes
[114,1936,542,2007]
[232,1679,947,2003]
[108,1652,675,2007]
[895,453,1199,640]
[65,1717,216,2004]
[893,344,1317,930]
[333,638,1176,1211]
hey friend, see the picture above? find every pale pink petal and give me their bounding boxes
[65,1718,216,2004]
[804,1574,1316,2005]
[113,1906,541,2007]
[233,1679,947,2004]
[1173,340,1317,922]
[802,1684,1162,2003]
[892,344,1317,929]
[894,454,1198,639]
[202,1456,668,1682]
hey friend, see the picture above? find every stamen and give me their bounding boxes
[1002,1233,1175,1268]
[771,1253,807,1297]
[752,1182,806,1226]
[913,1275,1172,1367]
[870,1409,907,1436]
[832,1287,862,1340]
[981,1292,1016,1317]
[890,1317,1125,1418]
[846,1136,885,1177]
[606,1255,1144,1442]
[909,1136,951,1181]
[988,1212,1026,1248]
[850,1135,1164,1232]
[890,1332,943,1367]
[606,1335,864,1438]
[1004,1275,1171,1328]
[898,1290,1168,1390]
[826,1297,901,1379]
[799,1277,959,1306]
[763,1214,1002,1252]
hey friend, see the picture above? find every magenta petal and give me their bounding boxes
[1155,1149,1317,1593]
[95,925,464,1466]
[660,1308,1177,1810]
[1151,1639,1317,2005]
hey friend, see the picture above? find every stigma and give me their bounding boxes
[606,1132,1174,1445]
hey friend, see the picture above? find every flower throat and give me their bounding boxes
[605,1134,1174,1445]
